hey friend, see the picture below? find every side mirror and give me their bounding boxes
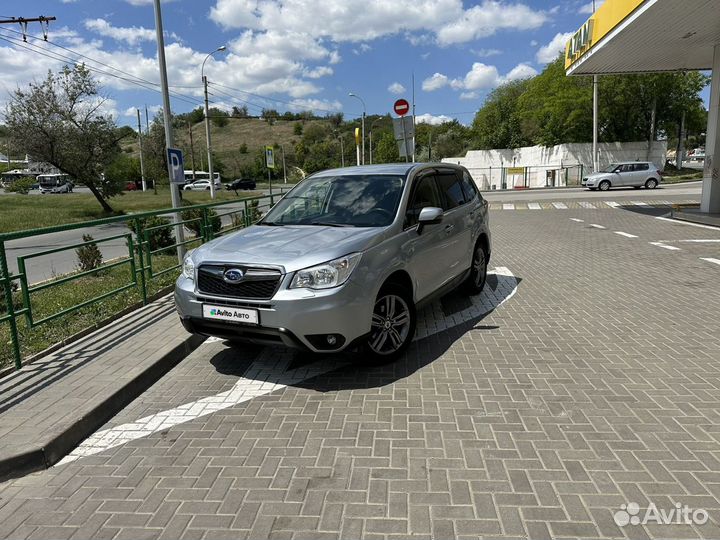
[417,206,443,234]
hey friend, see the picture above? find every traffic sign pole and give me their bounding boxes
[153,0,185,263]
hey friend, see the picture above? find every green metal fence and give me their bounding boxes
[0,189,288,370]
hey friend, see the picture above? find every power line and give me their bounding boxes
[0,30,204,108]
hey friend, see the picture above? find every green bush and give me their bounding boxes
[0,280,20,311]
[6,176,36,195]
[76,234,103,272]
[127,215,176,255]
[181,202,221,237]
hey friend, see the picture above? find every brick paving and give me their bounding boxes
[1,205,720,539]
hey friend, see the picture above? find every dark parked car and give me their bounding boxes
[226,179,257,191]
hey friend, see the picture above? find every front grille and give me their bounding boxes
[197,265,282,300]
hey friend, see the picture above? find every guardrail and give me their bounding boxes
[0,188,289,370]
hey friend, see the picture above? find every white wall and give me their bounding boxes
[443,140,668,189]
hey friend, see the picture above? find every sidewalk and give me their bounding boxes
[0,295,204,482]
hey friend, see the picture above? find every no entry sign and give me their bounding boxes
[393,98,410,116]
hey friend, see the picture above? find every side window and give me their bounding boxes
[436,172,466,210]
[620,164,632,173]
[461,171,479,201]
[405,175,442,228]
[637,163,649,171]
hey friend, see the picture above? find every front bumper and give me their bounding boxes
[174,274,373,353]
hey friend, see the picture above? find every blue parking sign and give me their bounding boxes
[167,148,185,184]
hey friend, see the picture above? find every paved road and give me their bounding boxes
[1,202,719,539]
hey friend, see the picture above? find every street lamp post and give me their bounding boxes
[202,46,227,199]
[348,92,366,165]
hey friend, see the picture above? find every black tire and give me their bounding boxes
[645,178,658,189]
[588,187,597,191]
[463,242,487,295]
[633,185,641,189]
[206,187,211,191]
[364,283,416,360]
[598,180,611,191]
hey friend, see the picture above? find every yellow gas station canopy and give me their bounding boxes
[566,0,720,75]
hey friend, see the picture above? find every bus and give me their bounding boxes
[38,173,74,194]
[183,170,221,184]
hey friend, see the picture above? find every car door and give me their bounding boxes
[617,164,633,187]
[434,169,473,282]
[400,172,452,301]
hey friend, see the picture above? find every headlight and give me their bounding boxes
[289,253,362,290]
[182,252,195,280]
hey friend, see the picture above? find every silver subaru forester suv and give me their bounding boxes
[175,163,491,359]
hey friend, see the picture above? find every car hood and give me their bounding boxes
[193,224,387,272]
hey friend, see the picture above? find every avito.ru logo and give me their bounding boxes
[614,502,709,527]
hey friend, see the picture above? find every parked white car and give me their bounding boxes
[183,179,222,191]
[583,162,662,191]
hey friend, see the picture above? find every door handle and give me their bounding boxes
[444,224,454,233]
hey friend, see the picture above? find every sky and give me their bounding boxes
[0,0,603,128]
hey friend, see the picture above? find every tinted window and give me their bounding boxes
[405,175,443,228]
[635,163,649,171]
[461,171,478,201]
[436,172,465,209]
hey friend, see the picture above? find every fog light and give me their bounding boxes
[326,335,337,345]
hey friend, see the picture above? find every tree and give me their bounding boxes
[373,132,399,164]
[209,108,229,127]
[231,105,249,118]
[5,64,124,212]
[105,154,141,188]
[471,79,531,149]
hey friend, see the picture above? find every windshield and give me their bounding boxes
[602,163,619,172]
[261,174,404,227]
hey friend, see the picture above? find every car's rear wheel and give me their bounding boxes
[645,178,658,189]
[598,180,611,191]
[463,242,487,295]
[364,284,416,360]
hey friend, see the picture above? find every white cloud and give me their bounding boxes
[124,0,178,5]
[436,1,547,46]
[353,43,372,55]
[536,31,573,63]
[471,48,502,58]
[459,92,479,100]
[288,98,342,113]
[209,0,546,47]
[388,82,406,95]
[505,62,538,81]
[84,19,157,46]
[579,0,603,14]
[422,73,449,92]
[416,113,453,125]
[457,62,501,90]
[303,66,333,79]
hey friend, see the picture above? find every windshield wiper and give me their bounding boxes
[309,221,353,227]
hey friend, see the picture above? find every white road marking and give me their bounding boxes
[503,203,515,210]
[552,202,568,209]
[589,224,606,229]
[700,258,720,266]
[655,216,720,231]
[579,202,596,209]
[570,218,584,222]
[527,202,541,210]
[59,269,520,465]
[650,242,681,251]
[631,201,649,206]
[604,201,620,208]
[614,231,638,238]
[678,239,720,243]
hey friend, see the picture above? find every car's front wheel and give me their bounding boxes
[364,284,416,360]
[598,180,611,191]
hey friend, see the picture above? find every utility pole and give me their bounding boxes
[136,109,147,192]
[591,0,599,172]
[412,71,416,163]
[152,0,184,263]
[187,122,196,180]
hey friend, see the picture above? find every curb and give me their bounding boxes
[0,332,205,483]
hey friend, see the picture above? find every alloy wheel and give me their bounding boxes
[369,293,411,355]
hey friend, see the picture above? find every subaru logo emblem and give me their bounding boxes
[223,268,244,283]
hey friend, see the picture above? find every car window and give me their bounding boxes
[436,171,466,210]
[405,175,443,228]
[461,171,478,201]
[636,163,649,171]
[620,164,632,173]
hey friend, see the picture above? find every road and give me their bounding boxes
[2,190,719,539]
